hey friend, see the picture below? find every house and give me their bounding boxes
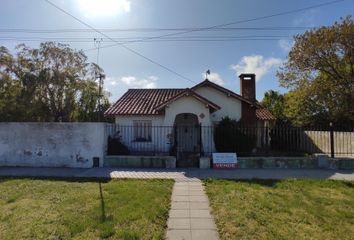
[105,74,274,166]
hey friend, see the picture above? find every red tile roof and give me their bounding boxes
[256,108,276,120]
[105,88,184,115]
[154,88,220,112]
[105,80,276,122]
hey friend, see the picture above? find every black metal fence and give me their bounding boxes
[106,124,354,158]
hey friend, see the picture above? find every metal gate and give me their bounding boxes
[174,124,201,168]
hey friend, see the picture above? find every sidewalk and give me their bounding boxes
[166,180,219,240]
[0,167,353,181]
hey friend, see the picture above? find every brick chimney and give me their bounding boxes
[239,73,256,102]
[239,73,256,126]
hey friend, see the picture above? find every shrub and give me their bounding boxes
[107,136,130,155]
[214,117,256,155]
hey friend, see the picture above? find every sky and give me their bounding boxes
[0,0,353,102]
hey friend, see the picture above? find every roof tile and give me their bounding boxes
[105,89,184,115]
[256,108,276,120]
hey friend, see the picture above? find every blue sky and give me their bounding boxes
[1,0,353,102]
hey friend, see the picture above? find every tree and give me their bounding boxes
[214,117,256,155]
[261,90,286,122]
[0,42,110,122]
[277,16,354,126]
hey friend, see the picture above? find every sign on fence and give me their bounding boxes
[212,153,237,169]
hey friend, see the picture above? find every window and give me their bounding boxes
[133,120,152,142]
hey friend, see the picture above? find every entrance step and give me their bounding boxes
[177,152,200,168]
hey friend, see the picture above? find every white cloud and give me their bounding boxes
[105,75,158,101]
[106,77,118,86]
[230,55,282,81]
[278,39,294,52]
[201,72,224,86]
[106,75,158,88]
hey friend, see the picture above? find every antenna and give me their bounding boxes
[205,69,211,80]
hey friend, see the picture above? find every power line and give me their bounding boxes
[0,35,294,40]
[43,0,344,83]
[84,0,344,51]
[44,0,197,84]
[0,37,293,43]
[0,26,315,33]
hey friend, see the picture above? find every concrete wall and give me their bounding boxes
[104,155,176,168]
[0,123,106,168]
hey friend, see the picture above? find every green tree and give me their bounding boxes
[0,42,110,122]
[277,16,354,126]
[261,90,286,121]
[214,117,256,154]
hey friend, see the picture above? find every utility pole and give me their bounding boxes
[94,38,104,121]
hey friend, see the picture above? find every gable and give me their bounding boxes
[154,88,220,113]
[194,85,242,121]
[192,79,254,105]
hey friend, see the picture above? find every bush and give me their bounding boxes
[214,117,255,155]
[107,136,130,155]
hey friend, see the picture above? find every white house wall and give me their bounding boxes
[115,115,164,125]
[194,86,242,122]
[163,96,211,126]
[114,115,171,154]
[114,96,215,154]
[164,95,214,153]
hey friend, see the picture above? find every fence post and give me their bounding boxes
[173,125,178,157]
[265,125,269,156]
[330,122,335,158]
[199,123,202,157]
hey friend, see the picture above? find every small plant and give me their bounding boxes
[214,117,256,155]
[107,136,130,155]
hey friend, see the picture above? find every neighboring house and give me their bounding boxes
[105,74,274,166]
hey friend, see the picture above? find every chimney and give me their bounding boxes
[239,73,256,102]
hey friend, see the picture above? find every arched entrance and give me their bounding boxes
[173,113,200,168]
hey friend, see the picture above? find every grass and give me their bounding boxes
[0,178,173,240]
[204,179,354,240]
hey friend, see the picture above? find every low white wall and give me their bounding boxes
[0,123,106,168]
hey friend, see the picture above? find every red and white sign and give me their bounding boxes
[212,153,237,169]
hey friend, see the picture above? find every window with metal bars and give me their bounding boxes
[133,120,152,142]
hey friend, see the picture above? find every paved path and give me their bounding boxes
[166,179,219,240]
[0,167,353,181]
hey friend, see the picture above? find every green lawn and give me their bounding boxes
[204,179,354,240]
[0,178,173,240]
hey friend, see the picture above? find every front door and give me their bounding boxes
[174,113,200,168]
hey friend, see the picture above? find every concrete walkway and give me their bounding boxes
[0,167,353,181]
[166,179,219,240]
